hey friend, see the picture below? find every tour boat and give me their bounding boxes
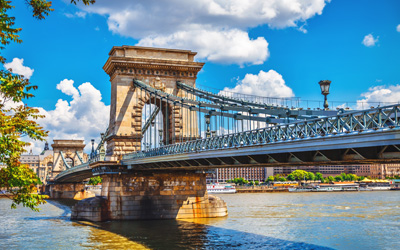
[314,186,344,192]
[288,186,316,192]
[289,183,359,192]
[359,178,391,191]
[363,183,391,191]
[207,183,236,194]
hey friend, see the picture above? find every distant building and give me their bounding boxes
[208,167,269,183]
[18,140,88,184]
[208,163,400,182]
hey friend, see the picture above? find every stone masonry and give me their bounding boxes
[71,171,227,221]
[103,46,204,157]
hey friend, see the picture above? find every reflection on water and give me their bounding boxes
[1,191,399,250]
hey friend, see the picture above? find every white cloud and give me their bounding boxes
[77,0,330,65]
[356,84,400,109]
[57,79,80,98]
[3,58,34,79]
[30,79,109,154]
[64,11,87,18]
[362,34,378,47]
[397,24,400,32]
[75,11,87,18]
[138,28,269,66]
[220,69,295,98]
[64,13,74,18]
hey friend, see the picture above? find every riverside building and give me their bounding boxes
[18,140,88,184]
[208,164,400,182]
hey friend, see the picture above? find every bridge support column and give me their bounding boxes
[71,171,227,221]
[48,183,95,200]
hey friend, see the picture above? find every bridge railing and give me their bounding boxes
[123,104,400,160]
[54,162,91,181]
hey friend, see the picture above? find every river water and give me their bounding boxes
[1,191,399,250]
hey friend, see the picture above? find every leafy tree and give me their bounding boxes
[88,176,102,185]
[266,176,274,183]
[0,0,94,211]
[346,173,357,181]
[291,170,308,181]
[315,172,323,181]
[287,174,295,181]
[232,177,249,185]
[249,180,254,186]
[327,176,335,183]
[334,175,343,182]
[254,180,259,185]
[278,176,287,182]
[307,172,315,181]
[340,172,348,181]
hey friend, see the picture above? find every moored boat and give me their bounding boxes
[288,186,317,192]
[289,182,359,192]
[359,178,390,191]
[207,183,236,194]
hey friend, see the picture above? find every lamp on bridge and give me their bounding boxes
[318,80,331,110]
[90,139,95,159]
[205,114,211,138]
[158,129,163,146]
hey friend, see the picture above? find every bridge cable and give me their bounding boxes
[59,151,71,169]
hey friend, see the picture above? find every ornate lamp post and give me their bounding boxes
[205,114,211,138]
[158,129,163,146]
[90,139,95,159]
[318,80,331,110]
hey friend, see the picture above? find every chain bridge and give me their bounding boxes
[49,46,400,221]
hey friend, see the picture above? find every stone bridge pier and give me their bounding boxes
[48,183,95,200]
[71,171,227,222]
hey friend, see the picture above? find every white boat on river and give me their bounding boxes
[207,183,236,194]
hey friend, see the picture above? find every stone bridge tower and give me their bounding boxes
[103,46,204,157]
[51,140,87,177]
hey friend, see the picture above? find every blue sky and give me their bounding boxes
[3,0,399,152]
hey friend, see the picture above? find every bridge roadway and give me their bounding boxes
[54,104,400,183]
[121,128,400,170]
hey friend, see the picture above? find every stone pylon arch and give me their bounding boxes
[103,46,204,157]
[51,140,87,176]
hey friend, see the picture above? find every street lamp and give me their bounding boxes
[90,139,95,159]
[158,129,163,146]
[205,114,211,138]
[318,80,331,110]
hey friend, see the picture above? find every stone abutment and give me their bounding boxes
[71,171,227,221]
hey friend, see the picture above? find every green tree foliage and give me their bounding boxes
[291,170,308,181]
[254,180,259,185]
[307,172,315,181]
[278,176,287,182]
[266,176,274,183]
[88,176,102,185]
[287,174,295,181]
[231,177,248,185]
[315,172,324,182]
[0,0,94,211]
[334,175,343,182]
